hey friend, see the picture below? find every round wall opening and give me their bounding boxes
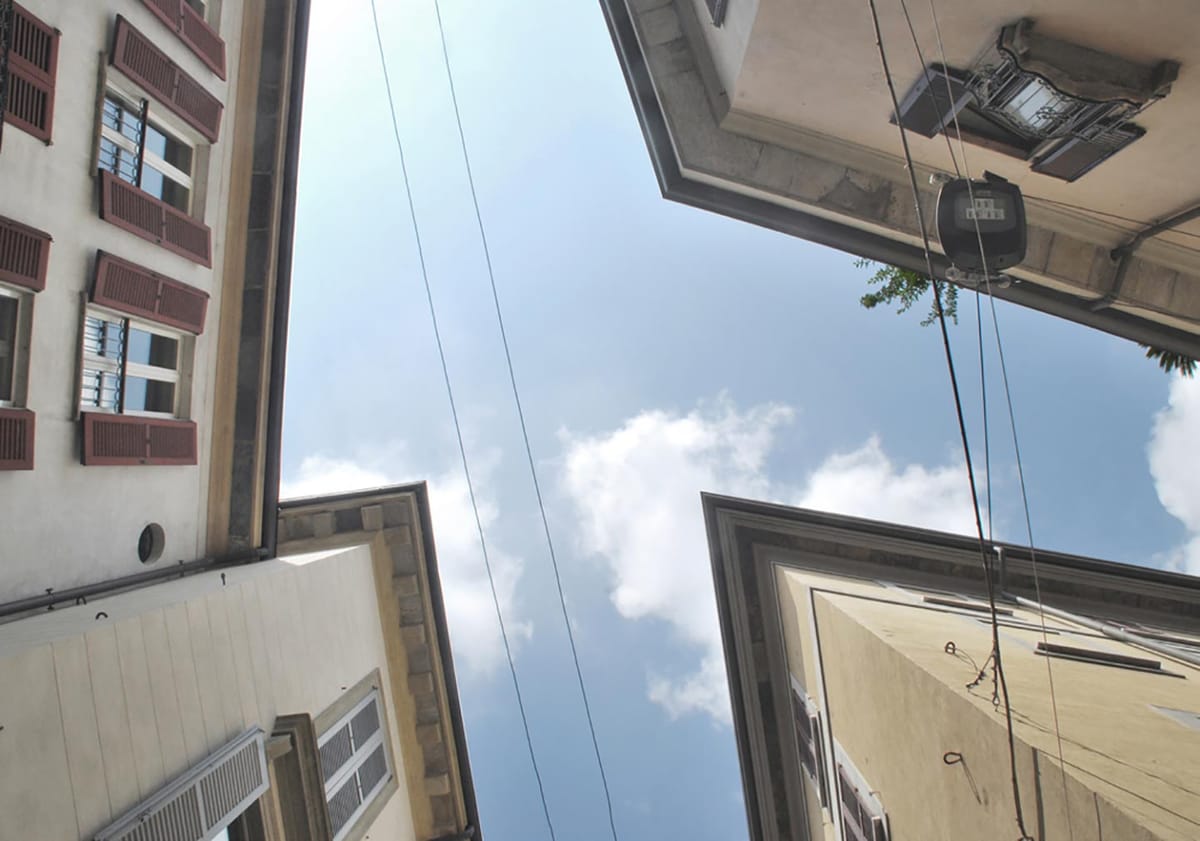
[138,523,166,564]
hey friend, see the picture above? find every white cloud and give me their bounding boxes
[560,398,975,725]
[1148,376,1200,575]
[282,452,531,676]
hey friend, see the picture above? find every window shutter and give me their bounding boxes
[111,16,222,143]
[5,4,59,142]
[837,766,888,841]
[179,3,226,79]
[93,728,268,841]
[82,412,197,465]
[99,171,212,267]
[139,1,226,79]
[895,65,972,138]
[0,214,51,291]
[1032,125,1145,182]
[0,407,35,470]
[93,252,208,333]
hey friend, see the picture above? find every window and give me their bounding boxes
[99,89,193,214]
[81,308,187,417]
[790,679,829,808]
[318,689,394,841]
[2,3,60,142]
[0,289,23,405]
[836,763,888,841]
[894,20,1177,182]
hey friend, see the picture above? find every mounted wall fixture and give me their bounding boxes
[896,19,1181,182]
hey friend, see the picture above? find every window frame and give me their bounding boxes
[99,85,194,215]
[833,745,889,841]
[79,303,192,419]
[789,675,830,810]
[313,672,399,841]
[318,690,393,841]
[0,283,32,408]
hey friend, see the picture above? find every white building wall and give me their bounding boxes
[0,0,247,599]
[0,544,418,841]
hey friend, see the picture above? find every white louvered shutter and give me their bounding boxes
[317,690,392,841]
[94,728,269,841]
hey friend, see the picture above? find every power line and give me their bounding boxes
[864,1,1032,837]
[427,3,622,840]
[367,3,558,839]
[919,1,1075,838]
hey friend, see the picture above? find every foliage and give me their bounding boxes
[856,260,1195,378]
[1141,344,1197,377]
[856,259,956,327]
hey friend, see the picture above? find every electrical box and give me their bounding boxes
[936,178,1027,272]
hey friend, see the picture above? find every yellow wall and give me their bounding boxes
[0,545,417,841]
[776,568,1200,841]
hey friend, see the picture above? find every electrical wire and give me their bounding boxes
[893,0,992,537]
[864,1,1032,836]
[427,3,622,840]
[367,3,557,838]
[920,2,1075,838]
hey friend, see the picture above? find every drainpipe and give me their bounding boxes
[259,0,312,558]
[1004,593,1200,669]
[0,551,261,621]
[1091,201,1200,312]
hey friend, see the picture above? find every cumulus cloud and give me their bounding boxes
[560,397,975,724]
[1148,376,1200,575]
[282,452,531,675]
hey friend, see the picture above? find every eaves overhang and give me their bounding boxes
[597,0,1200,360]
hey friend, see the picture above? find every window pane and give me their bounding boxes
[0,296,17,402]
[84,316,126,361]
[124,376,175,414]
[144,124,192,174]
[127,327,179,370]
[102,94,144,143]
[140,164,190,212]
[81,368,121,410]
[99,137,140,185]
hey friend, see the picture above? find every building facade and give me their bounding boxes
[0,0,303,600]
[0,4,486,840]
[0,484,482,841]
[704,494,1200,841]
[600,0,1200,358]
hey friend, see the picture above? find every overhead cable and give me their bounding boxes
[427,2,622,839]
[367,2,558,838]
[919,2,1076,837]
[864,1,1032,836]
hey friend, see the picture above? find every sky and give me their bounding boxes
[279,1,1200,839]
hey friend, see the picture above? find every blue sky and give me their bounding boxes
[279,1,1200,839]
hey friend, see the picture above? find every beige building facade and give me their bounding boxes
[704,494,1200,841]
[0,0,303,600]
[0,484,482,841]
[601,0,1200,358]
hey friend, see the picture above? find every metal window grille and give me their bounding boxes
[317,689,392,841]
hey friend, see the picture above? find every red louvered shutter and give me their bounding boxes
[139,0,226,79]
[140,0,180,31]
[0,408,35,470]
[111,17,222,142]
[147,418,196,464]
[98,171,212,267]
[82,412,197,465]
[5,4,60,142]
[162,203,212,266]
[179,3,226,79]
[156,277,208,332]
[92,252,208,333]
[0,215,51,291]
